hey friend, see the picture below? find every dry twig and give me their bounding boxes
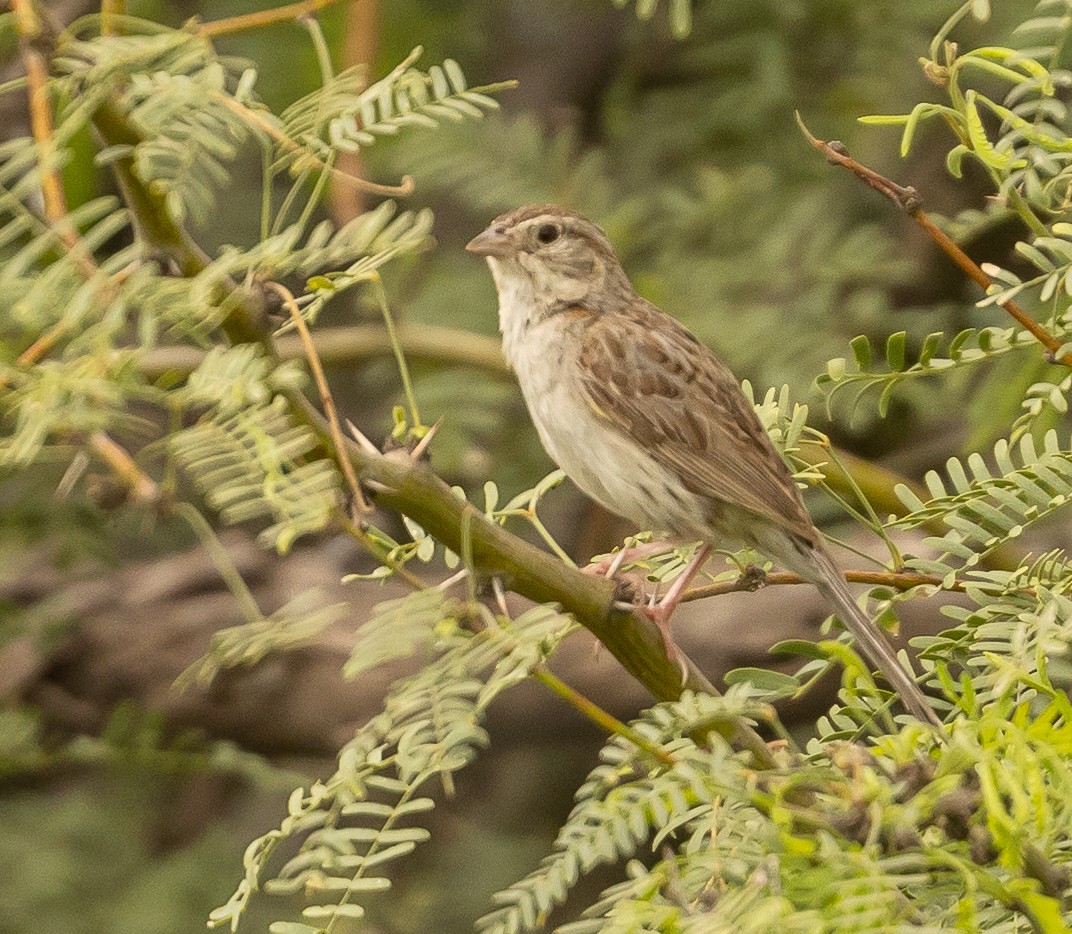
[268,281,371,517]
[797,113,1072,367]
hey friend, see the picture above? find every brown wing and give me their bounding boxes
[576,300,818,544]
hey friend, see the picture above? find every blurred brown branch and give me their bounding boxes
[194,0,348,39]
[100,0,123,35]
[139,324,509,379]
[12,0,96,281]
[331,0,378,222]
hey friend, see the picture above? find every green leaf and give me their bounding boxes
[964,91,1024,171]
[857,113,911,126]
[302,904,365,919]
[918,331,944,366]
[886,331,907,371]
[724,667,800,698]
[946,144,970,178]
[849,335,872,371]
[768,639,828,660]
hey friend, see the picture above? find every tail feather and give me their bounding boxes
[806,549,941,727]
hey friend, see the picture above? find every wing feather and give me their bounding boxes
[576,302,817,543]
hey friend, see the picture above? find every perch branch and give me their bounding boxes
[93,98,779,768]
[797,113,1072,367]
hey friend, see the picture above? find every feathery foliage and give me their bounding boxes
[5,1,1072,932]
[208,596,574,932]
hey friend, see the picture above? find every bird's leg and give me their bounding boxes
[639,544,711,678]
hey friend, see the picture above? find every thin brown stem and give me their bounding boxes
[796,113,1072,366]
[14,0,65,224]
[269,281,371,517]
[194,0,347,39]
[681,568,962,604]
[336,514,430,590]
[12,0,98,281]
[88,431,160,504]
[214,93,414,197]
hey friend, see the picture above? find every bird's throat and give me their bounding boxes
[488,257,542,369]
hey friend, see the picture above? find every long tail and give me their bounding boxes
[806,548,941,727]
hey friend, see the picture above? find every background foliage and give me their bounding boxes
[3,0,1072,932]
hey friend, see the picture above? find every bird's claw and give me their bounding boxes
[639,602,689,685]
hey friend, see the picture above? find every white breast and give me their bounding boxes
[490,259,707,537]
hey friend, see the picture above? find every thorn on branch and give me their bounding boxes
[409,417,442,461]
[345,418,382,458]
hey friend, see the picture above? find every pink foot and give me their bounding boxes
[639,602,689,684]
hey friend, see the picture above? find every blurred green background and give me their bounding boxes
[0,1,1044,931]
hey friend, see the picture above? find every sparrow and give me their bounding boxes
[466,205,939,726]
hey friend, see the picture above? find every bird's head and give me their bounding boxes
[466,205,631,310]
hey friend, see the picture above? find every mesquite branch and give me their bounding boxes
[797,113,1072,367]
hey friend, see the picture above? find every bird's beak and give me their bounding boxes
[465,225,514,258]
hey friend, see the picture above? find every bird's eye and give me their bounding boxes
[536,223,560,244]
